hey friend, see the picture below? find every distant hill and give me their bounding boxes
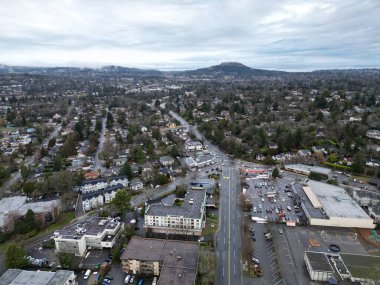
[176,62,286,77]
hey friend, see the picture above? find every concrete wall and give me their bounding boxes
[304,253,333,282]
[309,217,375,229]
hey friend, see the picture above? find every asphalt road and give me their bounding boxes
[217,162,242,285]
[93,116,107,173]
[170,111,244,285]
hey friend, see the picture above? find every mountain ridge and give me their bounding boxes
[0,62,379,77]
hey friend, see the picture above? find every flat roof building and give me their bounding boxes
[304,251,380,284]
[0,269,75,285]
[295,181,375,229]
[285,164,332,179]
[144,189,207,236]
[121,237,199,285]
[0,196,61,232]
[54,217,124,256]
[353,190,380,207]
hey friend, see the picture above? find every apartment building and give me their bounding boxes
[54,217,124,256]
[144,189,207,236]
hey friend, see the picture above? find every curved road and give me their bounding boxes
[93,116,107,173]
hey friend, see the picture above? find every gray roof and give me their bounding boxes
[55,217,120,239]
[131,177,143,185]
[285,164,331,176]
[307,180,372,220]
[0,196,27,212]
[146,189,206,219]
[159,156,174,163]
[0,197,60,228]
[370,205,380,215]
[354,190,380,200]
[0,269,74,285]
[121,237,199,285]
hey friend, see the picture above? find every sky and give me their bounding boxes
[1,0,380,71]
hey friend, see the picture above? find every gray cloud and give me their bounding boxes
[0,0,379,70]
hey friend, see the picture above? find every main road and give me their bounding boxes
[218,161,242,285]
[170,111,243,285]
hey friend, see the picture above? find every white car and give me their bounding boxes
[252,258,260,264]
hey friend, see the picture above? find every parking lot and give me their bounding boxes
[249,223,284,285]
[247,178,302,223]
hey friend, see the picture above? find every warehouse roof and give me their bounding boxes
[307,181,371,220]
[0,269,74,285]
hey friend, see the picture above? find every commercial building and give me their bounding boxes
[54,217,124,256]
[294,181,375,229]
[242,168,269,179]
[195,152,215,168]
[284,164,332,179]
[184,157,197,169]
[368,205,380,223]
[0,196,61,232]
[121,237,199,285]
[144,189,207,236]
[0,269,75,285]
[304,251,380,283]
[353,190,380,207]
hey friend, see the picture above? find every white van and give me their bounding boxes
[124,275,131,284]
[84,270,91,280]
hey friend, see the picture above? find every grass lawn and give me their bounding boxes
[352,175,370,183]
[341,253,380,281]
[0,211,76,253]
[203,213,219,237]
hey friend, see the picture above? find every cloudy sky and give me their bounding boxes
[1,0,379,70]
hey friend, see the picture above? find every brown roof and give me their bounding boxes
[121,237,199,285]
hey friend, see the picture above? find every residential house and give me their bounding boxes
[159,156,174,167]
[113,156,128,166]
[366,130,380,140]
[140,162,153,182]
[109,176,129,188]
[84,171,100,180]
[131,178,143,191]
[298,149,312,157]
[185,140,203,151]
[81,178,108,194]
